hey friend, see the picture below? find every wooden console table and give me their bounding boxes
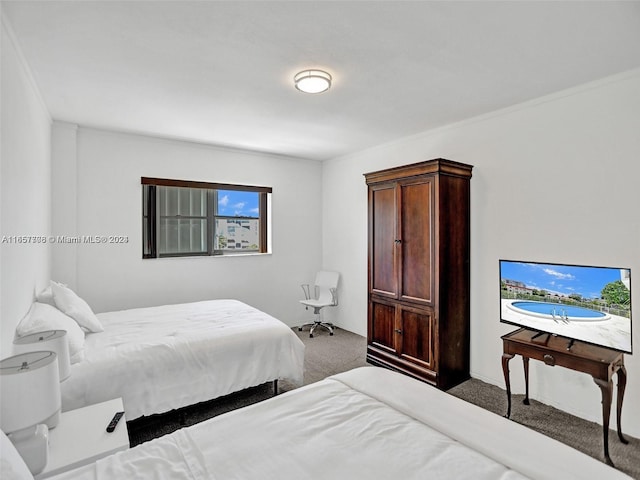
[501,328,628,467]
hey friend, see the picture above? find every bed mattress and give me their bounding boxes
[61,299,305,419]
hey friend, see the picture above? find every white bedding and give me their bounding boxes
[61,299,305,419]
[52,367,631,480]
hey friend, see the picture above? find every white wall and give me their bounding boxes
[0,18,52,358]
[51,127,323,327]
[323,69,640,437]
[51,122,78,287]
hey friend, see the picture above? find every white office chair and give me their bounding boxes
[299,271,340,338]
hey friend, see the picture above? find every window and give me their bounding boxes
[142,177,270,258]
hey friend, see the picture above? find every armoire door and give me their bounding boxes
[369,183,397,298]
[368,299,397,355]
[398,178,433,305]
[397,304,434,371]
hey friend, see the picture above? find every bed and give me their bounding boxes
[22,367,632,480]
[17,293,305,420]
[64,299,305,419]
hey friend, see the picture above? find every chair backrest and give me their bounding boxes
[315,271,340,305]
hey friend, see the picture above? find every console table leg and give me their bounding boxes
[594,377,614,467]
[502,353,514,418]
[616,365,629,444]
[522,357,530,406]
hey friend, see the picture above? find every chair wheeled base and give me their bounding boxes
[298,320,334,338]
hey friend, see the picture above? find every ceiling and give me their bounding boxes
[3,1,640,161]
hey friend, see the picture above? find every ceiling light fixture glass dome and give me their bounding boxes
[294,69,332,94]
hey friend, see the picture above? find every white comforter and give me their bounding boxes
[52,367,631,480]
[61,299,305,419]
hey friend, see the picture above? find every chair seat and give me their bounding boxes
[299,299,333,309]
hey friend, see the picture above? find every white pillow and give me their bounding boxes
[1,429,35,480]
[50,281,104,333]
[34,286,56,307]
[16,302,85,364]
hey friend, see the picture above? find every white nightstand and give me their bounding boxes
[35,398,129,479]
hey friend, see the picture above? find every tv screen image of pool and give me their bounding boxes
[499,260,632,354]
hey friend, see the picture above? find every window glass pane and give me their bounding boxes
[214,218,259,252]
[216,190,259,218]
[173,188,205,216]
[143,184,149,213]
[178,188,190,216]
[160,186,207,217]
[159,218,207,255]
[159,217,176,253]
[190,188,207,216]
[161,187,179,217]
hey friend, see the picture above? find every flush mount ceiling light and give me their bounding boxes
[294,69,332,94]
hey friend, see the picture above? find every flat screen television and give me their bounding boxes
[500,260,632,353]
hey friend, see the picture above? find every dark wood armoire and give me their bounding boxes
[364,158,472,390]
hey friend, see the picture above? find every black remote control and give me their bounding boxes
[106,411,125,432]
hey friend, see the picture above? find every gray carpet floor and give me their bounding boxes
[128,327,639,478]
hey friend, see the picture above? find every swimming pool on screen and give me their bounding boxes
[506,301,611,322]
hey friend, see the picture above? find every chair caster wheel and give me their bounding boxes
[309,334,314,338]
[298,327,302,331]
[330,332,333,336]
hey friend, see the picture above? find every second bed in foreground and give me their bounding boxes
[51,366,630,480]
